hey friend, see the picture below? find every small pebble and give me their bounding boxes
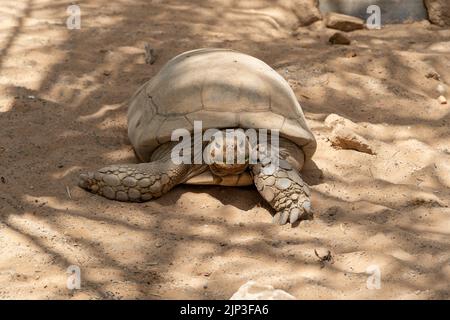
[426,72,440,81]
[329,32,351,45]
[438,95,447,104]
[437,84,447,94]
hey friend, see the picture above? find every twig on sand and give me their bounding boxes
[144,43,157,65]
[368,167,374,179]
[66,185,72,199]
[148,292,162,297]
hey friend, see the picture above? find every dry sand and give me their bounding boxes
[0,0,449,299]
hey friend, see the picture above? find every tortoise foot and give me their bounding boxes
[252,160,311,225]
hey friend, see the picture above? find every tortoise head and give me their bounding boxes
[205,129,252,177]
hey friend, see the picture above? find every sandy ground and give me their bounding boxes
[0,0,449,300]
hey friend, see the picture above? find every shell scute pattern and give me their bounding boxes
[127,48,316,162]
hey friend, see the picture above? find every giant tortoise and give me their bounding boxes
[79,48,316,225]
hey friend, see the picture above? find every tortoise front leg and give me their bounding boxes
[79,141,207,202]
[79,161,206,202]
[251,159,311,225]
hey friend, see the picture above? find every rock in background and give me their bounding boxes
[230,281,296,300]
[319,0,428,23]
[424,0,450,26]
[325,114,376,155]
[329,32,351,45]
[325,12,364,31]
[219,0,322,29]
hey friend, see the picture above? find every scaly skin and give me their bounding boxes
[251,160,311,225]
[79,161,194,202]
[79,133,312,225]
[79,142,207,202]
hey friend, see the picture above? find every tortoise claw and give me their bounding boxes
[78,172,96,191]
[279,210,290,225]
[272,212,281,224]
[289,208,300,224]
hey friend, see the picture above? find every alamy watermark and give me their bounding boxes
[366,5,381,29]
[67,265,81,290]
[170,121,280,168]
[366,264,381,290]
[66,5,81,30]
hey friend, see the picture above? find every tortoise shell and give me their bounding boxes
[128,48,316,162]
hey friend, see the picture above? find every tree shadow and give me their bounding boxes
[0,0,449,300]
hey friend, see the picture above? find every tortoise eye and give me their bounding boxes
[215,142,221,149]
